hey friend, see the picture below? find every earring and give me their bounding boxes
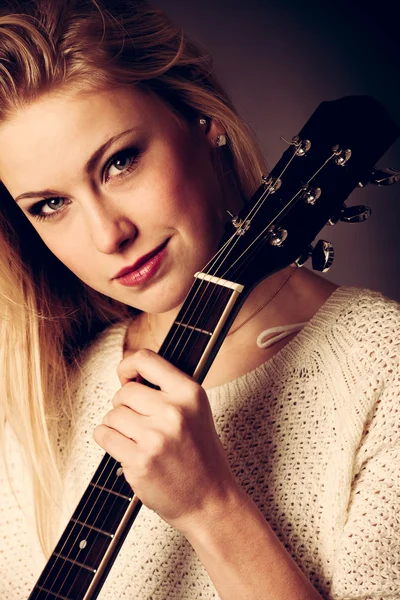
[199,116,211,135]
[216,133,227,147]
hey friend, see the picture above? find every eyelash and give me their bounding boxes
[27,147,139,222]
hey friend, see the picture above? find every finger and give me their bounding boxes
[117,348,194,394]
[103,405,145,441]
[113,380,166,415]
[116,360,139,387]
[93,423,138,465]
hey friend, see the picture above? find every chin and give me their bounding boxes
[113,278,190,316]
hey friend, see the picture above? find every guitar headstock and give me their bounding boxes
[207,96,399,290]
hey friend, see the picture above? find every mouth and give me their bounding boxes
[113,239,169,287]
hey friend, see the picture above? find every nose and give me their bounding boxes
[83,195,137,255]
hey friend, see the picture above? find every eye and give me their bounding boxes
[28,197,68,221]
[103,147,139,182]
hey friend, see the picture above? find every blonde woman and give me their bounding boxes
[0,1,399,599]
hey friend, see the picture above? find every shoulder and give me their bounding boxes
[311,285,399,383]
[319,285,399,342]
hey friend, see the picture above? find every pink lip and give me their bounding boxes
[114,241,168,287]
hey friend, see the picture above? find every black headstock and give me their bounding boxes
[207,96,399,291]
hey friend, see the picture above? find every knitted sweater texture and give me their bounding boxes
[1,286,399,599]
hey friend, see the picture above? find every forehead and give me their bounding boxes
[0,86,168,198]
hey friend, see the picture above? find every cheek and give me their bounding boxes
[154,150,223,228]
[39,228,93,279]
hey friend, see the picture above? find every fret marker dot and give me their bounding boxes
[79,540,87,549]
[116,467,123,477]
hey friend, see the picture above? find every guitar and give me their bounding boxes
[28,95,399,600]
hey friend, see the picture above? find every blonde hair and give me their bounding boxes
[0,0,266,556]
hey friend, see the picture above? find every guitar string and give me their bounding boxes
[38,456,124,598]
[41,144,337,598]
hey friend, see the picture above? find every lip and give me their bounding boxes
[113,240,169,287]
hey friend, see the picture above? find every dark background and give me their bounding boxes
[155,0,400,301]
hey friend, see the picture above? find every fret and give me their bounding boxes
[70,518,113,537]
[72,485,131,535]
[31,587,72,600]
[161,323,216,374]
[34,554,95,600]
[53,521,112,571]
[92,453,133,497]
[174,321,212,335]
[89,481,132,500]
[53,552,95,572]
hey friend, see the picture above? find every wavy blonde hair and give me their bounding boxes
[0,0,266,556]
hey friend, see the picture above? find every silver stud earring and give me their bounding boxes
[216,133,227,147]
[199,116,211,134]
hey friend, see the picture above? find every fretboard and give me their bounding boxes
[28,276,244,600]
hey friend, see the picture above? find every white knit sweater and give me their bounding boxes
[1,286,399,599]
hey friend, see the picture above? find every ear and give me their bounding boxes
[198,117,226,149]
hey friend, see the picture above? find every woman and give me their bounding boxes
[0,0,398,598]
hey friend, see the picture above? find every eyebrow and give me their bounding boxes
[14,127,138,203]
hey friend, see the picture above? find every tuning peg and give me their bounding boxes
[326,204,371,226]
[339,204,371,223]
[358,167,400,187]
[311,240,334,272]
[293,245,313,267]
[293,240,334,272]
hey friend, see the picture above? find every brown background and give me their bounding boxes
[155,0,400,301]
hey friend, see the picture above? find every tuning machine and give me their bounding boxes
[294,240,334,272]
[327,203,371,226]
[280,135,311,157]
[358,166,400,187]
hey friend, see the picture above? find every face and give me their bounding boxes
[0,86,226,314]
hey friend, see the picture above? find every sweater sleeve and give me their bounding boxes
[330,309,400,599]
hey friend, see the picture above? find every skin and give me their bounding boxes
[0,84,248,524]
[0,84,332,598]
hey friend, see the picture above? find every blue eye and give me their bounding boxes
[27,146,139,222]
[103,147,139,182]
[28,197,67,222]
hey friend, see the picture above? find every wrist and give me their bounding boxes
[172,480,250,540]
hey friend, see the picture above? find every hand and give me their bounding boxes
[93,348,240,532]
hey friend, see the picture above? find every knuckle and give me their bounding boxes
[104,406,122,427]
[114,382,134,407]
[165,404,186,435]
[112,386,126,407]
[185,377,200,396]
[116,358,132,380]
[148,430,165,455]
[181,379,202,410]
[136,348,154,362]
[116,358,125,377]
[94,424,111,445]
